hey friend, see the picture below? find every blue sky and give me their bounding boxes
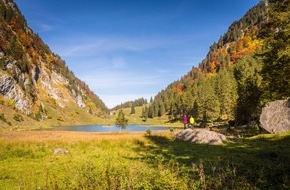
[15,0,260,108]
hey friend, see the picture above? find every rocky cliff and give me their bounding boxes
[0,0,108,129]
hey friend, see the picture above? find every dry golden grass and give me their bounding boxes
[0,131,135,141]
[0,130,171,142]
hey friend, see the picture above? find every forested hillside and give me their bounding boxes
[111,97,148,112]
[146,0,289,126]
[0,0,108,129]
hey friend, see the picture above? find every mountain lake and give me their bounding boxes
[36,125,176,132]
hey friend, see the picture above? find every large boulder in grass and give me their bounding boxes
[260,99,290,134]
[176,128,227,145]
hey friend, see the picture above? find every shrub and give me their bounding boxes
[0,113,7,122]
[146,128,152,136]
[13,113,23,122]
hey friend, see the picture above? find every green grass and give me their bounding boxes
[0,131,289,189]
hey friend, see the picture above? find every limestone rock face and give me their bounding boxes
[40,69,69,108]
[176,128,227,145]
[260,99,290,134]
[76,94,85,108]
[0,71,32,114]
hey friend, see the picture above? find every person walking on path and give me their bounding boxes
[189,116,195,128]
[183,115,188,129]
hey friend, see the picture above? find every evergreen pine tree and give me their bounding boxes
[148,105,154,118]
[153,102,159,117]
[198,77,220,124]
[192,100,199,119]
[130,104,135,114]
[216,69,238,120]
[158,101,166,117]
[144,106,148,121]
[260,0,290,101]
[234,55,262,125]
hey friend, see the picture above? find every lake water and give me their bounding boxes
[38,125,175,132]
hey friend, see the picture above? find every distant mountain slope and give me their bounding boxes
[111,97,148,111]
[0,0,108,129]
[146,0,289,126]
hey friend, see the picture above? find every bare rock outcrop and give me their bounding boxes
[76,94,85,107]
[260,99,290,134]
[176,128,227,145]
[0,71,32,114]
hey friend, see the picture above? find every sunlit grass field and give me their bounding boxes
[0,130,289,189]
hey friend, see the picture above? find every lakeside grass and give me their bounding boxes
[0,130,289,189]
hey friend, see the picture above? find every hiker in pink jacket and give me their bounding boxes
[183,115,188,129]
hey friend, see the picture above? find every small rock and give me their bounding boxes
[54,148,69,155]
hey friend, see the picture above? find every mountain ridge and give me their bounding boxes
[145,0,289,126]
[1,0,288,129]
[0,0,108,129]
[148,1,274,125]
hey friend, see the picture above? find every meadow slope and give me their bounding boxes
[0,130,289,189]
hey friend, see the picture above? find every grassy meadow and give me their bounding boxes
[109,106,183,127]
[0,130,289,190]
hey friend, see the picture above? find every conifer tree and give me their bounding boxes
[9,37,20,59]
[130,104,135,114]
[148,105,154,118]
[142,106,148,121]
[153,102,159,117]
[144,106,148,121]
[192,100,199,119]
[158,101,166,117]
[260,0,290,101]
[115,110,128,130]
[180,91,194,114]
[234,56,262,125]
[198,77,220,123]
[216,69,238,120]
[142,107,145,118]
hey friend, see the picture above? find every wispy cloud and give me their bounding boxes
[27,7,64,33]
[57,36,168,57]
[81,72,162,89]
[54,34,201,108]
[54,34,204,58]
[112,57,127,69]
[37,23,55,32]
[80,70,164,108]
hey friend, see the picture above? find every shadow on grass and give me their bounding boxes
[132,132,290,189]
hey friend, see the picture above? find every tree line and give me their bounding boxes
[112,98,148,112]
